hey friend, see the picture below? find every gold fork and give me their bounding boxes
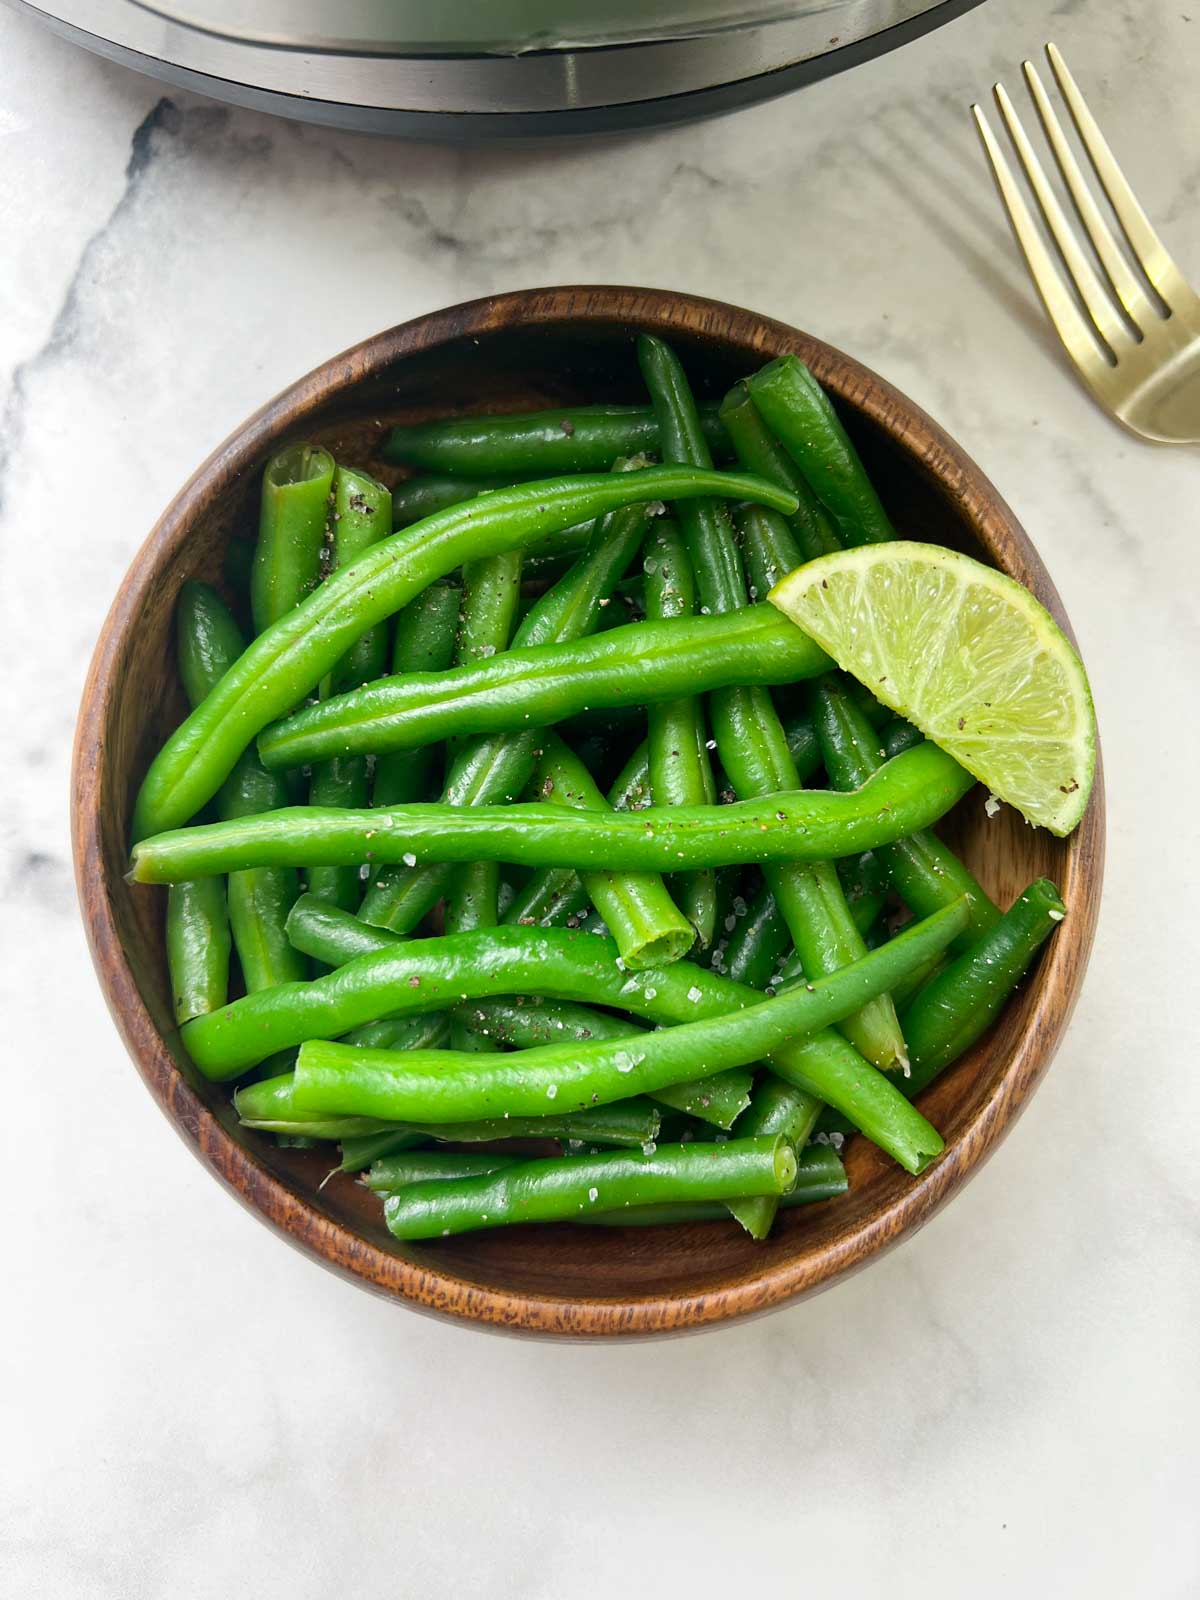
[973,42,1200,445]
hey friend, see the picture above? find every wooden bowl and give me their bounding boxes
[72,287,1104,1338]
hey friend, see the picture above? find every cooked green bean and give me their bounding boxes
[746,357,897,547]
[340,1013,450,1053]
[306,478,386,917]
[501,867,591,931]
[382,1136,795,1239]
[184,916,950,1171]
[881,718,924,759]
[502,739,655,936]
[289,905,963,1124]
[589,1144,846,1225]
[391,474,508,527]
[365,1150,519,1191]
[176,581,305,994]
[642,520,718,945]
[381,403,731,477]
[372,583,460,811]
[256,604,831,770]
[638,335,907,1074]
[720,381,842,563]
[516,465,652,648]
[132,743,977,885]
[132,466,798,842]
[536,734,694,970]
[357,488,656,933]
[287,893,402,966]
[458,997,752,1129]
[903,879,1066,1093]
[166,877,230,1025]
[326,466,392,692]
[236,1073,660,1148]
[726,1075,824,1239]
[721,880,791,990]
[443,550,521,1048]
[250,444,334,634]
[168,581,239,1021]
[176,580,245,710]
[812,673,999,953]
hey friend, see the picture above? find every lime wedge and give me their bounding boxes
[770,542,1096,835]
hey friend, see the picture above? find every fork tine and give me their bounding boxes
[993,83,1128,355]
[972,104,1113,374]
[1047,41,1189,309]
[1022,59,1155,330]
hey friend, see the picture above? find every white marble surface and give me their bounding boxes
[3,2,1199,1595]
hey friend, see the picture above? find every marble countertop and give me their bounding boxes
[3,2,1198,1595]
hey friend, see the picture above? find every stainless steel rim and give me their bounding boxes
[15,0,976,113]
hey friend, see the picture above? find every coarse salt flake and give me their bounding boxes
[402,851,417,866]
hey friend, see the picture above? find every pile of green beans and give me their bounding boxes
[140,345,1068,1244]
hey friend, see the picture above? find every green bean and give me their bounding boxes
[166,877,231,1025]
[589,1145,846,1225]
[642,520,718,945]
[250,444,334,635]
[735,504,809,602]
[720,381,842,563]
[721,881,792,990]
[175,582,306,994]
[326,467,392,693]
[248,450,343,934]
[458,552,522,665]
[176,580,245,710]
[357,486,656,934]
[224,851,307,993]
[459,997,752,1129]
[306,759,370,911]
[882,718,924,759]
[726,1076,824,1239]
[341,1013,450,1052]
[132,742,976,887]
[391,474,508,528]
[443,550,521,1042]
[365,1150,519,1191]
[132,466,798,842]
[287,893,402,965]
[903,879,1066,1094]
[501,868,591,931]
[503,740,651,934]
[839,850,892,939]
[235,1073,661,1147]
[183,916,950,1171]
[745,357,897,547]
[381,403,731,478]
[168,582,241,1021]
[257,604,831,770]
[338,1130,427,1171]
[372,583,460,810]
[536,734,694,970]
[812,674,999,953]
[381,1136,796,1239]
[288,905,963,1125]
[639,335,907,1074]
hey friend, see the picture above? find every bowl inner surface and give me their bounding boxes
[79,292,1101,1332]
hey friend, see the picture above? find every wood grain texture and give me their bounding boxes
[71,286,1104,1339]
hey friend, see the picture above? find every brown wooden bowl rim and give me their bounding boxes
[71,286,1105,1338]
